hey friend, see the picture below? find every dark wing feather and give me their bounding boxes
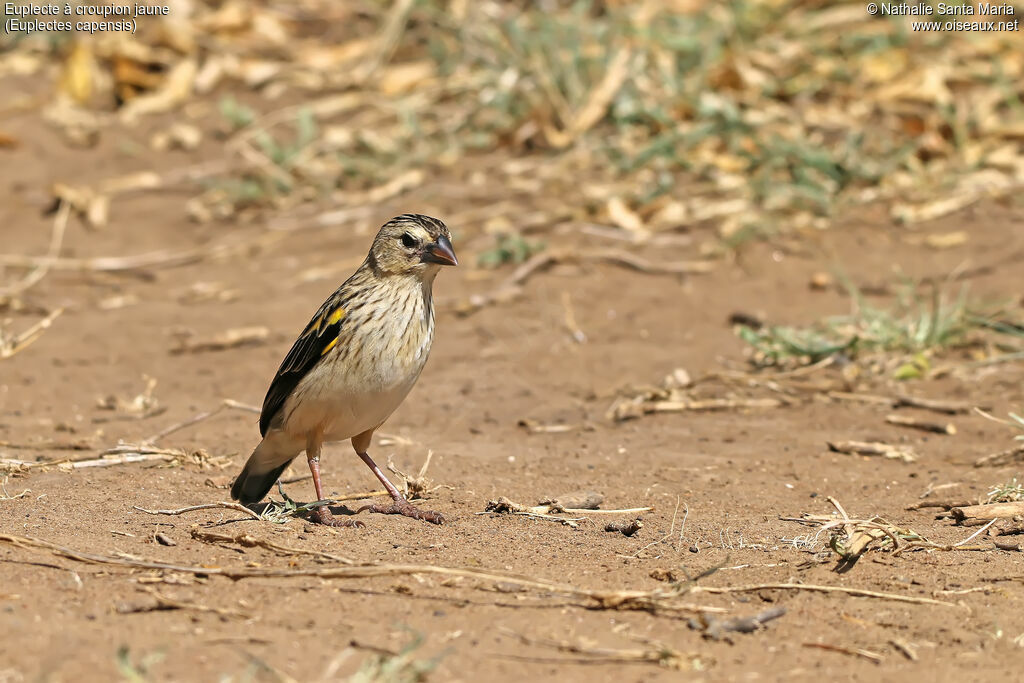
[259,291,347,436]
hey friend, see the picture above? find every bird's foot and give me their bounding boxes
[309,506,365,528]
[357,500,445,525]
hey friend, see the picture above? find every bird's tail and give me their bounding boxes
[230,434,301,504]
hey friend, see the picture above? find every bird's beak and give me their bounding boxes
[421,235,458,266]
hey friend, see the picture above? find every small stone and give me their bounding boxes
[154,533,176,547]
[604,518,643,537]
[809,272,832,290]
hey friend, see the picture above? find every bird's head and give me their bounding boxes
[368,214,458,278]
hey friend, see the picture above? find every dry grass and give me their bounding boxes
[2,1,1020,240]
[3,2,1022,362]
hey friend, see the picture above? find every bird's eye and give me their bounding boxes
[401,232,418,248]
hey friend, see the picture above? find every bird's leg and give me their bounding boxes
[351,431,445,525]
[306,432,362,528]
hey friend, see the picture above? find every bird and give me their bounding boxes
[230,214,457,526]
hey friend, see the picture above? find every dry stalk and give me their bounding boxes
[827,392,977,415]
[134,502,262,521]
[0,199,70,298]
[143,398,260,445]
[692,583,956,608]
[116,586,250,619]
[0,533,723,615]
[893,394,975,415]
[386,451,452,500]
[517,419,585,434]
[885,414,956,435]
[786,501,997,563]
[827,441,917,463]
[1,445,197,473]
[498,628,702,671]
[631,498,687,559]
[189,526,353,564]
[481,498,583,528]
[804,642,883,663]
[0,476,30,500]
[0,231,284,274]
[906,499,973,511]
[483,494,652,529]
[543,0,656,146]
[610,396,782,422]
[0,307,64,360]
[453,248,714,316]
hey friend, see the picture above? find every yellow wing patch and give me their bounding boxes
[309,307,345,335]
[321,337,338,356]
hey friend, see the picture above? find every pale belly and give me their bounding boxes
[278,334,430,442]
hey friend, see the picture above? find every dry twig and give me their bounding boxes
[116,587,249,619]
[143,398,260,445]
[610,396,782,422]
[885,414,956,435]
[499,628,701,671]
[386,451,452,500]
[189,527,353,564]
[134,502,262,521]
[804,642,883,663]
[0,533,723,615]
[0,308,64,360]
[828,392,977,415]
[454,248,714,316]
[827,441,917,463]
[0,199,70,298]
[1,444,199,473]
[691,583,956,607]
[0,232,284,274]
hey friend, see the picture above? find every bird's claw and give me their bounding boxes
[309,506,365,528]
[357,501,446,525]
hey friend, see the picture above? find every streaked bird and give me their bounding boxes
[230,214,457,526]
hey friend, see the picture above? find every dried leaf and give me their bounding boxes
[377,61,436,95]
[606,197,647,235]
[120,60,198,123]
[924,231,968,249]
[59,42,97,105]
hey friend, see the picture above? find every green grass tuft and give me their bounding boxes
[477,233,545,268]
[347,630,443,683]
[986,479,1024,504]
[736,282,1022,371]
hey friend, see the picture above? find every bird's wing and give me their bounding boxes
[259,292,347,436]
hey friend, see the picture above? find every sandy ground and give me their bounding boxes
[2,95,1024,682]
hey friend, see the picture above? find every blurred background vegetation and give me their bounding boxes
[4,0,1022,229]
[2,0,1022,366]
